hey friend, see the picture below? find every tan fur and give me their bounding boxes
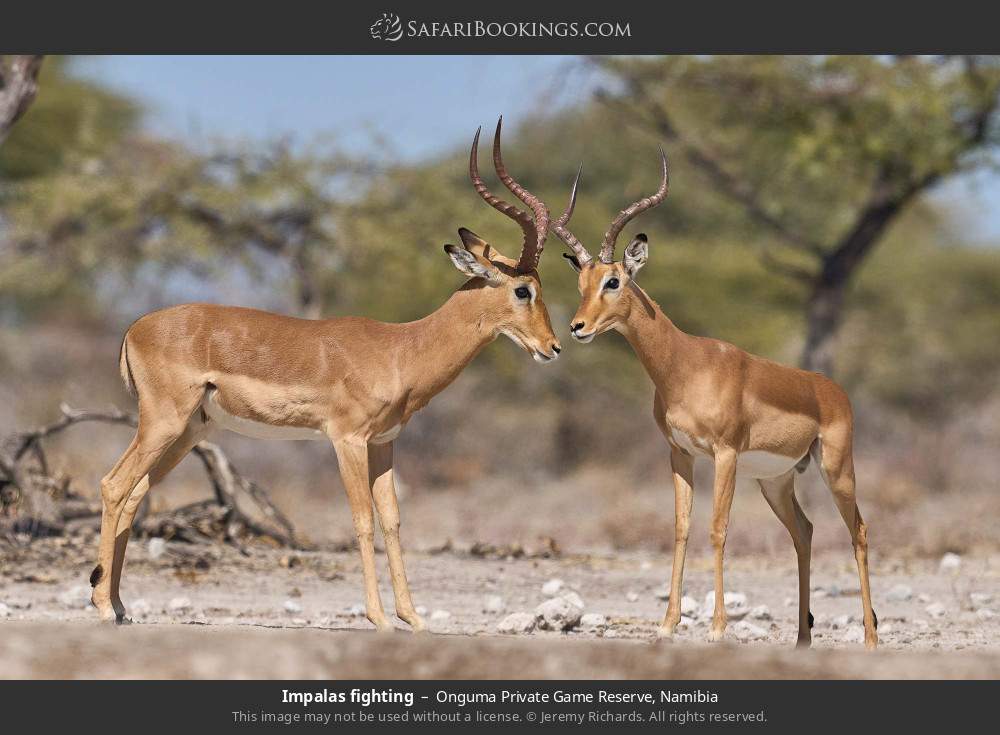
[91,247,560,632]
[570,261,877,649]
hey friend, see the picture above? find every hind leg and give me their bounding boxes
[817,435,878,649]
[759,471,814,648]
[108,410,211,621]
[91,388,204,622]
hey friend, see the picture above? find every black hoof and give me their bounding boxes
[795,637,812,649]
[115,614,133,626]
[808,611,815,629]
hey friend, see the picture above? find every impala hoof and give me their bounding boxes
[706,628,726,643]
[655,625,676,641]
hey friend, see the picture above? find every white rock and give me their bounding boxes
[975,609,995,621]
[913,618,930,630]
[970,592,994,607]
[603,628,619,638]
[842,625,866,644]
[917,593,931,604]
[283,599,303,614]
[561,591,585,610]
[702,591,749,619]
[680,595,700,617]
[783,597,795,608]
[0,602,10,617]
[535,596,583,631]
[541,579,564,596]
[750,605,772,620]
[880,623,894,634]
[580,613,607,629]
[639,560,653,572]
[483,595,505,613]
[58,585,91,609]
[653,585,670,601]
[130,598,152,618]
[886,584,913,602]
[147,537,167,559]
[345,603,366,617]
[168,596,192,612]
[626,591,639,603]
[497,612,536,634]
[925,602,946,619]
[415,605,428,616]
[731,620,768,641]
[939,553,962,573]
[291,618,308,626]
[831,614,855,629]
[430,609,451,621]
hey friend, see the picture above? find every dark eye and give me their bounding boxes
[514,286,531,300]
[605,278,620,290]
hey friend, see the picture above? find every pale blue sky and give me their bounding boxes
[78,56,1000,242]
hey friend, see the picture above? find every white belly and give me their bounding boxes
[201,390,327,441]
[736,450,800,479]
[370,424,403,445]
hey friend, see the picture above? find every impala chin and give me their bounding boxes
[572,330,596,344]
[532,349,559,363]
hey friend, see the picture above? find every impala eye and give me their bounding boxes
[605,278,620,290]
[514,286,531,300]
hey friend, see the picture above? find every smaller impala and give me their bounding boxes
[91,119,563,632]
[551,154,877,649]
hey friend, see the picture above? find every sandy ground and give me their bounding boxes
[1,537,998,678]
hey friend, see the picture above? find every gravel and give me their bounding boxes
[497,612,535,634]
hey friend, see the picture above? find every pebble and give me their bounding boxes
[562,591,585,610]
[970,593,994,607]
[130,598,152,618]
[430,609,451,621]
[415,605,428,616]
[541,579,564,596]
[917,593,932,604]
[925,602,946,619]
[147,537,167,560]
[0,602,10,617]
[639,560,653,572]
[626,591,639,603]
[783,597,795,608]
[497,612,536,634]
[283,599,303,614]
[603,628,619,639]
[731,620,768,641]
[483,595,505,613]
[580,613,607,629]
[886,584,913,602]
[653,585,670,601]
[676,616,696,631]
[831,614,856,630]
[975,609,995,621]
[939,553,962,573]
[168,596,192,612]
[750,605,771,621]
[535,595,583,631]
[345,603,366,617]
[58,585,92,610]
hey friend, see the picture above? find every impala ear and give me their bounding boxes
[623,233,649,277]
[458,227,492,259]
[444,244,502,285]
[562,253,584,273]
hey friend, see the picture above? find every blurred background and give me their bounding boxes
[1,55,998,558]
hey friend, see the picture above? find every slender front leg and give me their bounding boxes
[333,439,392,632]
[707,448,738,642]
[368,441,425,632]
[658,447,694,639]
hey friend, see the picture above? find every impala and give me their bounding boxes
[551,153,878,649]
[91,119,562,632]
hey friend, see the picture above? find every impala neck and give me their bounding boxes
[396,282,498,403]
[614,282,684,385]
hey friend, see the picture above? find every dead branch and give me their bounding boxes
[0,55,43,145]
[1,404,300,548]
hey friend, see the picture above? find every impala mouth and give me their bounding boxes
[571,330,596,344]
[532,350,559,363]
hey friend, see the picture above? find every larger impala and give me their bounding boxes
[91,119,563,633]
[551,154,878,649]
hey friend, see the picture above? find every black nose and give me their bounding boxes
[571,322,585,333]
[552,344,561,354]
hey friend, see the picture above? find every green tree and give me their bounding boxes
[595,55,1000,374]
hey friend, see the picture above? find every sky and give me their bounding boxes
[77,56,1000,242]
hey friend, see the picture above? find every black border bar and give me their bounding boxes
[1,3,998,54]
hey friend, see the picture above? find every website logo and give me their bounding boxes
[370,13,404,42]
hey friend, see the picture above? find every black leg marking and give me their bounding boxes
[90,564,103,587]
[872,609,878,630]
[808,611,815,629]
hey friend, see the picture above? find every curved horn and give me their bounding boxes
[599,147,669,263]
[492,117,550,273]
[549,164,592,266]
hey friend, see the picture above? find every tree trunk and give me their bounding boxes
[800,281,845,375]
[0,55,43,144]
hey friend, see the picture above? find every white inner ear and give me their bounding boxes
[624,240,648,276]
[446,246,500,283]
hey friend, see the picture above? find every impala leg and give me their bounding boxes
[707,449,738,642]
[658,448,694,639]
[334,439,392,632]
[369,441,425,632]
[759,471,814,648]
[92,411,193,621]
[108,413,210,622]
